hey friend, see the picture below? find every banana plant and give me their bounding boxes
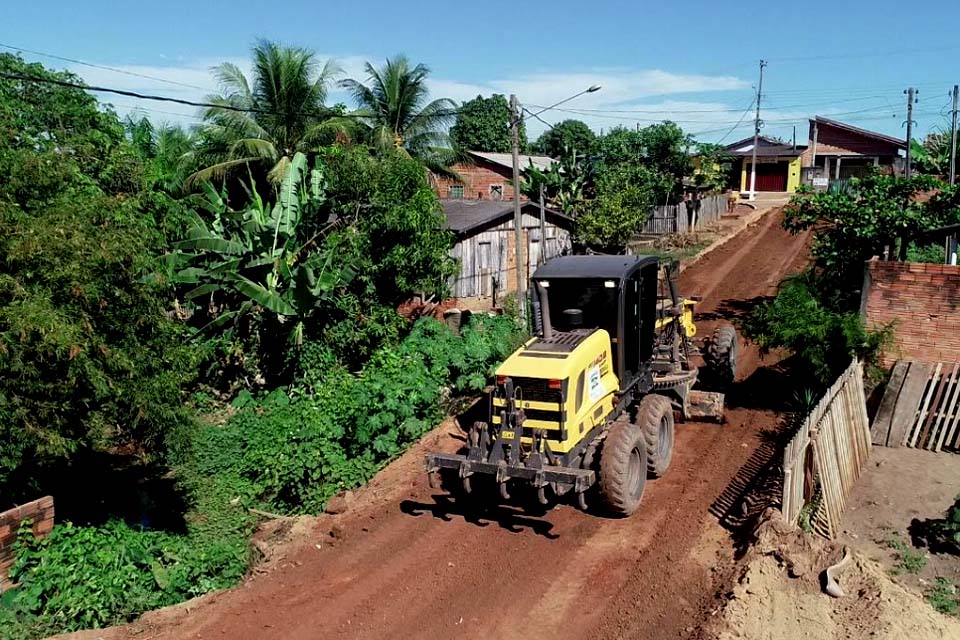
[167,152,355,342]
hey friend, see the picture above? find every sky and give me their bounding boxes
[4,1,960,145]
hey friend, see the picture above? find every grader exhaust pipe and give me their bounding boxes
[535,280,553,340]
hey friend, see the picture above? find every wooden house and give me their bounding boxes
[442,199,574,310]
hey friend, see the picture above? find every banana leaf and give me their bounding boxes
[228,274,297,316]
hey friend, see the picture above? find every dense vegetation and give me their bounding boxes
[523,122,696,248]
[449,93,526,153]
[744,174,960,385]
[0,45,528,638]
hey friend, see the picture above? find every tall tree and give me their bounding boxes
[190,40,345,186]
[340,56,455,168]
[533,119,595,158]
[125,115,197,195]
[449,94,525,153]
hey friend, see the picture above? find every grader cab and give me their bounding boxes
[426,254,737,516]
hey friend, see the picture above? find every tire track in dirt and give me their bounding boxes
[107,209,811,640]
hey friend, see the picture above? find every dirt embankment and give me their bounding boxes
[709,510,960,640]
[85,209,812,640]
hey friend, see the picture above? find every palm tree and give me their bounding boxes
[189,40,346,187]
[340,56,456,167]
[125,115,197,194]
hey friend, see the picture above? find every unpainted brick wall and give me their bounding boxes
[0,496,54,589]
[434,161,521,201]
[861,259,960,365]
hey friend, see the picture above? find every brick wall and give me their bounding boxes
[1,496,54,590]
[434,160,521,201]
[861,259,960,365]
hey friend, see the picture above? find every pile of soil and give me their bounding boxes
[710,510,960,639]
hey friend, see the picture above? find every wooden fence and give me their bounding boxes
[872,361,960,452]
[781,360,872,538]
[642,193,726,235]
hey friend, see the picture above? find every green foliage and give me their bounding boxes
[533,119,596,158]
[693,142,735,192]
[0,516,249,638]
[906,240,947,264]
[575,164,657,248]
[896,547,928,574]
[0,54,202,500]
[927,578,960,616]
[188,315,524,515]
[743,275,893,385]
[340,55,456,172]
[783,173,953,300]
[190,39,347,187]
[450,94,525,153]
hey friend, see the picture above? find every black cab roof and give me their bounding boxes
[532,255,659,281]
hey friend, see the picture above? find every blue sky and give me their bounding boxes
[4,0,960,143]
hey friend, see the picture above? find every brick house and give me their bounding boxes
[801,117,906,185]
[433,151,556,201]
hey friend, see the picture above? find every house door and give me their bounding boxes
[753,162,788,191]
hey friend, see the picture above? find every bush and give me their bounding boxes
[187,315,524,515]
[743,274,892,385]
[0,514,249,638]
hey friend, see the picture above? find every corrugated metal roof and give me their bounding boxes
[726,135,806,157]
[440,199,572,236]
[468,151,557,172]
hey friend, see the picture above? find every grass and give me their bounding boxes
[884,533,928,575]
[927,578,959,616]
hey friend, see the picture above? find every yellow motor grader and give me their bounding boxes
[426,254,737,516]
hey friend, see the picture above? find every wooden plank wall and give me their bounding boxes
[642,194,726,235]
[873,360,960,452]
[450,212,571,300]
[781,360,872,538]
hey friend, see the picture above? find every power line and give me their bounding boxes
[715,98,756,144]
[0,70,388,120]
[0,41,214,92]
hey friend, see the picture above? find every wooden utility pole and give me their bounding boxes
[509,94,525,320]
[747,60,767,201]
[948,85,958,265]
[904,87,917,179]
[538,183,547,266]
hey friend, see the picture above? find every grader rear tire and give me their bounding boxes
[598,420,648,517]
[637,394,675,478]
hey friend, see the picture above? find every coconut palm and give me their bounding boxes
[188,40,346,187]
[340,56,456,166]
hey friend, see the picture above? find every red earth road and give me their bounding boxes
[108,209,811,640]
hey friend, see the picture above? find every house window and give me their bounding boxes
[449,184,464,199]
[489,185,504,200]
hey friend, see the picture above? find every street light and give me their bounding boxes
[510,85,602,324]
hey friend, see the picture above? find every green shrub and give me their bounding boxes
[0,514,249,638]
[186,315,524,515]
[743,274,893,386]
[928,578,960,616]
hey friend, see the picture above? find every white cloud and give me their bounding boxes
[68,54,758,139]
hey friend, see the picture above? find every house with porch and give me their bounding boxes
[800,116,906,185]
[432,150,556,201]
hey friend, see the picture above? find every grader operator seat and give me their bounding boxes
[532,254,660,396]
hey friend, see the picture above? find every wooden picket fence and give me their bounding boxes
[871,361,960,452]
[781,360,872,538]
[642,193,726,235]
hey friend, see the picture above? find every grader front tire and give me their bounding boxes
[598,420,648,517]
[637,394,675,479]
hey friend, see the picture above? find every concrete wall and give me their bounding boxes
[1,496,55,590]
[861,259,960,365]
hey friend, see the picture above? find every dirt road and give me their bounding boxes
[111,209,811,640]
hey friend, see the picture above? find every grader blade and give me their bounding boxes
[687,390,725,422]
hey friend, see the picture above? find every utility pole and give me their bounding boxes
[904,87,917,179]
[538,183,547,266]
[509,94,525,321]
[948,85,958,265]
[747,60,767,201]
